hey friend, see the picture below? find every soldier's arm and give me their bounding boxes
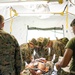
[55,48,73,70]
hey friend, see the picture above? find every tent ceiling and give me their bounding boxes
[0,0,75,19]
[0,0,64,3]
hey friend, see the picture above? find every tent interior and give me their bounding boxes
[0,0,75,45]
[0,0,75,75]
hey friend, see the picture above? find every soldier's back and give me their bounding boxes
[0,30,17,75]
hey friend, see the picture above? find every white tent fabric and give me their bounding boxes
[0,0,75,19]
[4,14,75,45]
[0,0,75,44]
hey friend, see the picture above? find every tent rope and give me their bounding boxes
[10,7,13,34]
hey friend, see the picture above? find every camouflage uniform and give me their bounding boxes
[20,43,32,65]
[32,37,51,60]
[53,40,65,63]
[34,37,45,58]
[42,38,50,60]
[30,37,53,61]
[0,30,21,75]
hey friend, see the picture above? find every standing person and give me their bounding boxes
[51,19,75,75]
[0,15,21,75]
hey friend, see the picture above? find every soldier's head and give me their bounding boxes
[29,42,34,49]
[37,37,44,46]
[29,38,38,49]
[58,37,69,45]
[0,15,4,29]
[43,38,50,47]
[31,38,38,45]
[70,19,75,35]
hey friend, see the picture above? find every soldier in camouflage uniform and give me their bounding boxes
[35,37,45,58]
[31,37,53,61]
[20,39,38,75]
[52,19,75,75]
[30,37,54,61]
[0,15,22,75]
[53,37,69,63]
[42,38,52,61]
[20,43,32,68]
[52,40,65,63]
[20,39,37,67]
[29,38,39,59]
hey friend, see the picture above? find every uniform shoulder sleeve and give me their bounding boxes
[65,37,75,51]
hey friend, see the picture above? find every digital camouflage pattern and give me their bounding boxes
[29,37,54,61]
[20,43,32,67]
[52,40,65,63]
[34,37,50,60]
[20,37,69,75]
[0,30,21,75]
[30,38,38,46]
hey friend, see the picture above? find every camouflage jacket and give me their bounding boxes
[0,30,21,75]
[20,43,32,64]
[53,40,65,63]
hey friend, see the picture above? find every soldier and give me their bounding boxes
[53,37,69,63]
[52,19,75,75]
[42,38,51,60]
[52,39,65,63]
[45,39,54,61]
[29,38,39,59]
[0,15,21,75]
[20,43,32,66]
[36,37,45,58]
[20,40,36,67]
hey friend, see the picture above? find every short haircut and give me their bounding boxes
[0,15,4,23]
[70,19,75,26]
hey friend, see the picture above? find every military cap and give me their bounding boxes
[30,38,38,45]
[60,37,69,45]
[70,19,75,26]
[43,38,50,46]
[37,37,44,43]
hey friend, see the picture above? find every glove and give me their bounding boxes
[51,65,58,75]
